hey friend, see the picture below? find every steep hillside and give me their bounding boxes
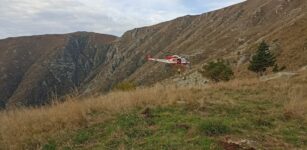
[86,0,307,93]
[0,32,117,108]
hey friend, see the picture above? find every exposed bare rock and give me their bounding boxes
[260,72,298,81]
[164,71,209,87]
[220,137,259,150]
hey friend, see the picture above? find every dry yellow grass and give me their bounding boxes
[0,75,306,149]
[282,70,307,119]
[0,84,203,149]
[284,85,307,119]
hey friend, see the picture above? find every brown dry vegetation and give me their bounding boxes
[0,84,199,149]
[284,81,307,120]
[0,74,306,149]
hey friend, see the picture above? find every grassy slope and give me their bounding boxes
[1,73,307,150]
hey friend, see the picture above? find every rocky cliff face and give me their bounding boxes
[1,0,307,108]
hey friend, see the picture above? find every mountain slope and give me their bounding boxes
[0,32,117,108]
[86,0,307,93]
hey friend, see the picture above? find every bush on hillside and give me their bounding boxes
[200,60,234,82]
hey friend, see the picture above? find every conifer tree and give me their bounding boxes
[248,41,276,76]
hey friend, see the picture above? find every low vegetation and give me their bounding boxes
[284,84,307,119]
[200,60,234,82]
[199,119,230,136]
[0,72,306,149]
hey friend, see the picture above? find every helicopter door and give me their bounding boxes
[177,58,182,64]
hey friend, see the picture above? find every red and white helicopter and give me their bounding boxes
[147,54,190,67]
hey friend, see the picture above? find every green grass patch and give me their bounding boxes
[281,126,307,146]
[199,119,230,136]
[93,106,222,149]
[42,140,57,150]
[55,91,307,149]
[73,131,91,144]
[282,128,301,146]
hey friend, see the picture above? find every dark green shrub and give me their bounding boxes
[200,60,234,82]
[249,41,276,76]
